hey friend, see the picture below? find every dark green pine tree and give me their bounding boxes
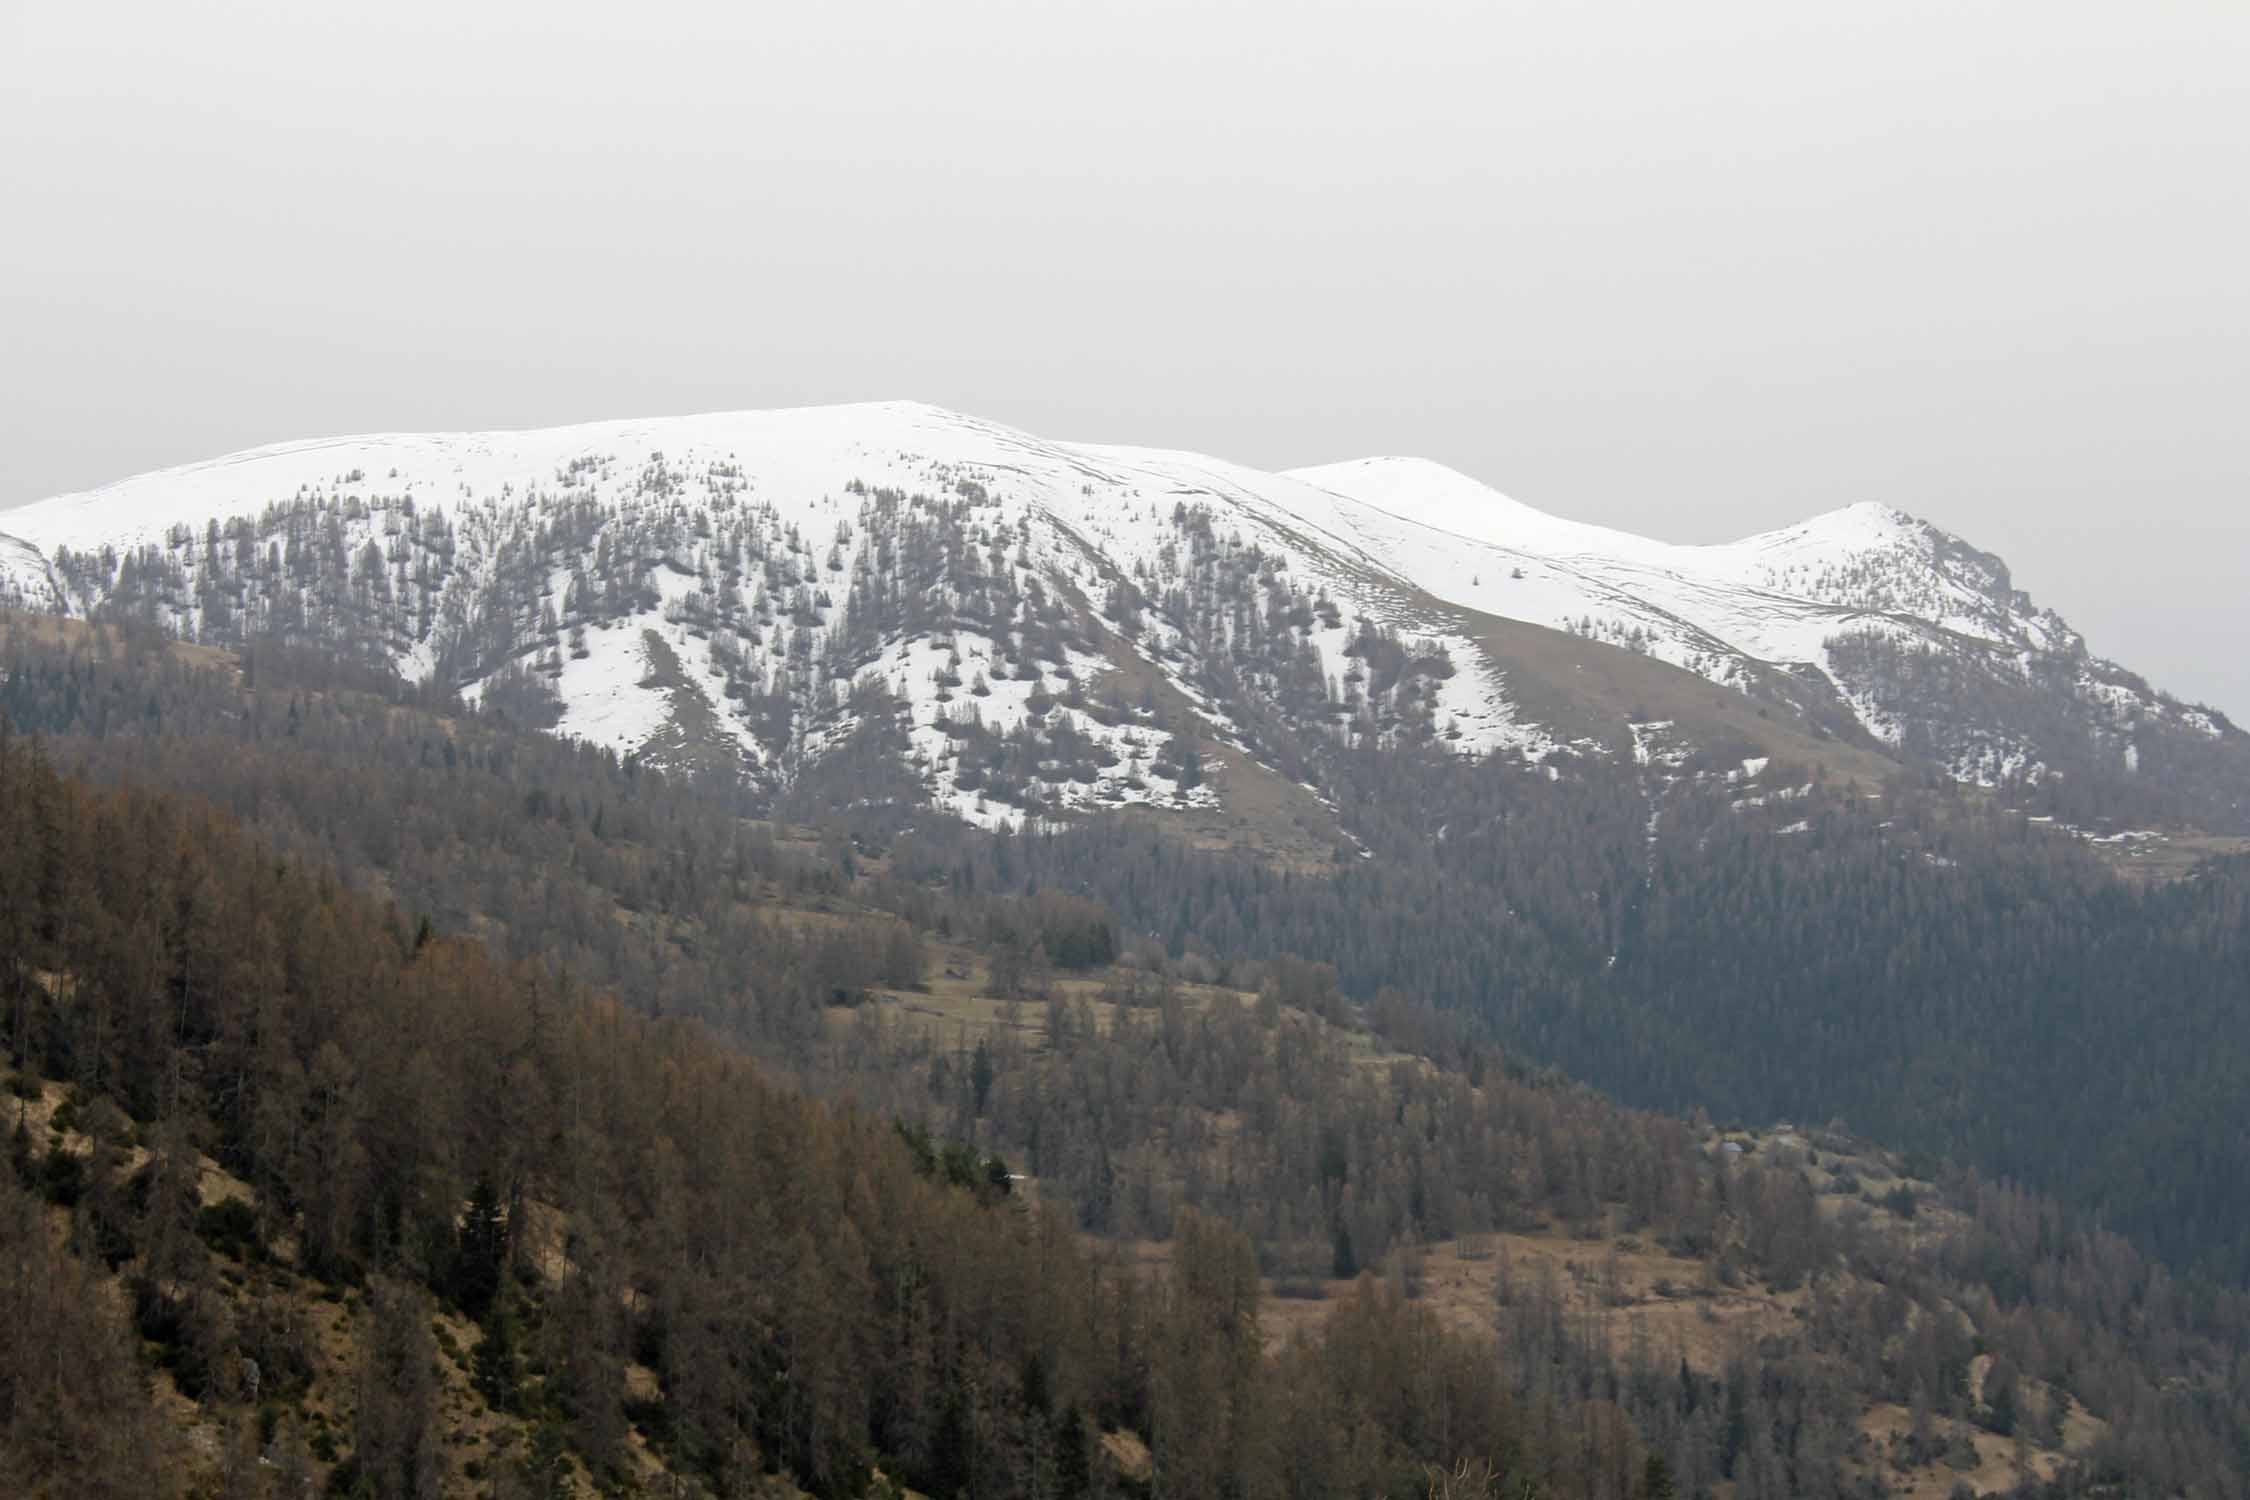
[474,1287,525,1416]
[519,1419,576,1499]
[923,1381,974,1499]
[451,1174,508,1319]
[971,1038,995,1116]
[1054,1405,1092,1498]
[1721,1375,1749,1479]
[7,1110,31,1190]
[1331,1221,1357,1279]
[1985,1363,2019,1438]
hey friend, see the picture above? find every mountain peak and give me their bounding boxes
[2,401,2237,829]
[1785,499,1925,539]
[1285,455,1535,518]
[1284,455,1663,560]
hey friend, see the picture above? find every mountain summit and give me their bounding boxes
[3,402,2241,830]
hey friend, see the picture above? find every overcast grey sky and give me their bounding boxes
[4,1,2245,716]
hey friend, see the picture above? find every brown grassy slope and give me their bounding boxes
[0,611,238,677]
[1441,599,1905,787]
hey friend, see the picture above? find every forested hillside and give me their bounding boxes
[968,749,2250,1282]
[8,619,2250,1497]
[0,710,1987,1497]
[2,724,1679,1500]
[24,615,2222,1284]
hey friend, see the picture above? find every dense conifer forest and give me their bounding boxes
[964,755,2250,1282]
[7,621,2250,1496]
[9,623,2246,1281]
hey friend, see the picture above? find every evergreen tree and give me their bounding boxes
[474,1287,525,1416]
[1053,1406,1092,1498]
[6,1109,30,1190]
[451,1173,508,1319]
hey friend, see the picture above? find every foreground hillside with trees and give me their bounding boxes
[6,619,2250,1497]
[7,617,2250,1280]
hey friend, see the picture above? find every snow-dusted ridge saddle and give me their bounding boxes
[1,401,2241,830]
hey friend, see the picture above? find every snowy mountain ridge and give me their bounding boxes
[2,401,2241,831]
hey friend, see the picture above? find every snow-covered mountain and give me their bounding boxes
[3,401,2242,831]
[1285,457,2235,786]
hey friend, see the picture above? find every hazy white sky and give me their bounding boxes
[4,1,2245,715]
